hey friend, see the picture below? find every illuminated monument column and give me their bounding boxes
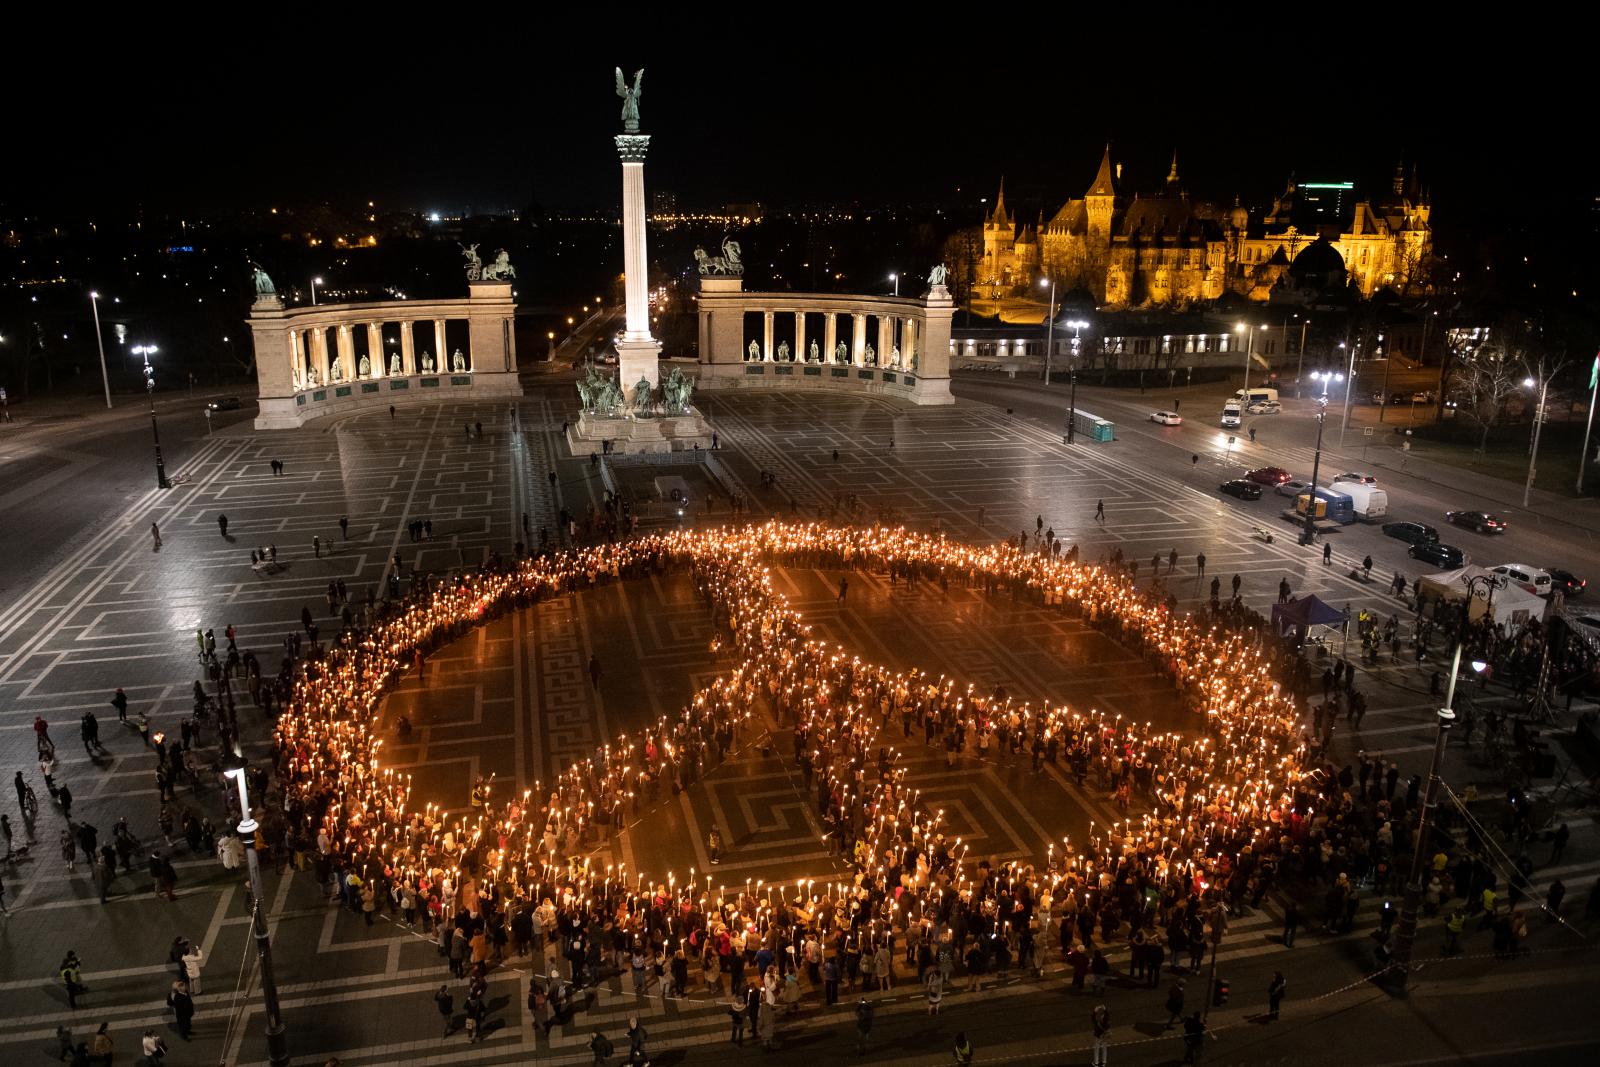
[614,132,661,393]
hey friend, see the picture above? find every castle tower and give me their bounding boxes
[1086,146,1116,240]
[983,177,1015,261]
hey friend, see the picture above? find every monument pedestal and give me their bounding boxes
[567,407,713,455]
[615,337,663,392]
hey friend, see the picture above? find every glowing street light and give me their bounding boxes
[222,756,291,1065]
[311,276,324,305]
[1300,369,1343,546]
[89,291,113,409]
[1063,319,1089,442]
[132,344,170,489]
[889,272,899,297]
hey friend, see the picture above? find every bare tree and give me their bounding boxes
[1446,325,1526,453]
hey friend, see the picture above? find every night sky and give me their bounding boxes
[4,19,1583,232]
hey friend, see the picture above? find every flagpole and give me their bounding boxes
[1579,351,1599,495]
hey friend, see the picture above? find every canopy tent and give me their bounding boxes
[1271,594,1348,638]
[1415,566,1547,626]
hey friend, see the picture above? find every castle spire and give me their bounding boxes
[1088,145,1116,198]
[1167,148,1180,185]
[990,176,1011,227]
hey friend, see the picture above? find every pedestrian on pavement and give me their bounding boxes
[61,829,77,872]
[151,523,162,550]
[313,535,321,558]
[60,950,85,1008]
[589,1029,614,1064]
[434,984,455,1036]
[727,995,746,1046]
[80,712,101,756]
[182,942,204,993]
[339,515,349,539]
[217,514,228,538]
[1164,979,1185,1028]
[1231,574,1241,599]
[1091,1004,1111,1066]
[589,654,603,691]
[1095,499,1105,522]
[837,576,849,604]
[1181,1012,1206,1063]
[91,1023,113,1062]
[924,970,943,1014]
[1323,542,1332,565]
[58,783,73,819]
[953,1031,974,1065]
[1267,971,1286,1020]
[708,825,723,865]
[1550,822,1570,864]
[625,1015,647,1063]
[1362,554,1373,579]
[1249,426,1257,443]
[1282,901,1299,947]
[855,998,874,1053]
[141,1029,167,1062]
[167,980,194,1039]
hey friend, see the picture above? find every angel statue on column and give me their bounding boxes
[614,67,644,133]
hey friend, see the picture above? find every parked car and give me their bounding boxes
[207,395,242,411]
[1445,510,1508,534]
[1220,479,1263,500]
[1549,568,1587,598]
[1149,410,1182,426]
[1411,390,1436,403]
[1409,542,1466,568]
[1334,471,1377,485]
[1245,466,1292,486]
[1382,521,1439,546]
[1246,400,1281,414]
[1491,564,1553,596]
[1277,478,1313,498]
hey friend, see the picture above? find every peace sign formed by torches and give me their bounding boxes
[270,523,1306,956]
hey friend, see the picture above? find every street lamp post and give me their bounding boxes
[1235,321,1256,397]
[889,272,899,297]
[1065,320,1087,442]
[1390,574,1497,990]
[1300,370,1343,545]
[1337,340,1358,447]
[311,276,324,306]
[133,345,170,489]
[89,291,113,409]
[1522,373,1549,506]
[1039,277,1058,386]
[1294,316,1309,397]
[222,759,291,1066]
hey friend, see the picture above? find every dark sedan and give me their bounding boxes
[1445,510,1508,534]
[1409,542,1466,568]
[1382,521,1439,546]
[1220,479,1263,500]
[1549,569,1587,598]
[1245,466,1293,486]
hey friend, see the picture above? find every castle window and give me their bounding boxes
[1133,338,1151,355]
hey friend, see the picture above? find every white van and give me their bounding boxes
[1234,387,1279,407]
[1331,480,1388,521]
[1491,564,1552,596]
[1220,403,1242,428]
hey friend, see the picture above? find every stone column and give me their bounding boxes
[697,308,709,362]
[434,319,448,371]
[903,318,919,371]
[614,133,661,389]
[823,312,837,363]
[248,294,296,429]
[336,324,355,381]
[762,310,774,361]
[311,327,330,383]
[851,313,866,365]
[287,329,302,387]
[400,321,415,375]
[877,317,892,366]
[794,311,806,363]
[367,323,385,377]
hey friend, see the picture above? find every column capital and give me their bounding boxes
[615,134,651,162]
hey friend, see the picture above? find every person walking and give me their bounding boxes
[727,995,746,1046]
[707,825,723,865]
[1281,900,1299,947]
[167,980,194,1039]
[434,984,455,1037]
[182,942,204,994]
[111,687,128,723]
[924,969,943,1015]
[60,950,85,1009]
[1091,1004,1111,1067]
[1181,1011,1206,1064]
[217,514,229,538]
[339,516,349,540]
[1164,979,1185,1028]
[589,655,603,691]
[1195,552,1206,577]
[1323,542,1333,566]
[1095,499,1105,523]
[837,576,849,604]
[151,523,162,550]
[589,1029,614,1065]
[625,1015,647,1063]
[1266,971,1286,1021]
[952,1031,975,1065]
[854,998,874,1054]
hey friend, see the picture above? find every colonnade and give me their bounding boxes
[747,309,922,369]
[289,317,470,390]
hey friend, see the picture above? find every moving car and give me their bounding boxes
[1220,403,1242,429]
[1245,466,1292,486]
[1247,399,1282,414]
[1490,564,1552,596]
[1549,568,1587,598]
[1409,542,1466,568]
[1445,510,1508,534]
[1277,478,1312,498]
[1219,479,1263,500]
[1149,410,1183,426]
[207,396,242,411]
[1381,521,1439,546]
[1334,471,1377,485]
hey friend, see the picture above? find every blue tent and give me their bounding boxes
[1271,595,1348,636]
